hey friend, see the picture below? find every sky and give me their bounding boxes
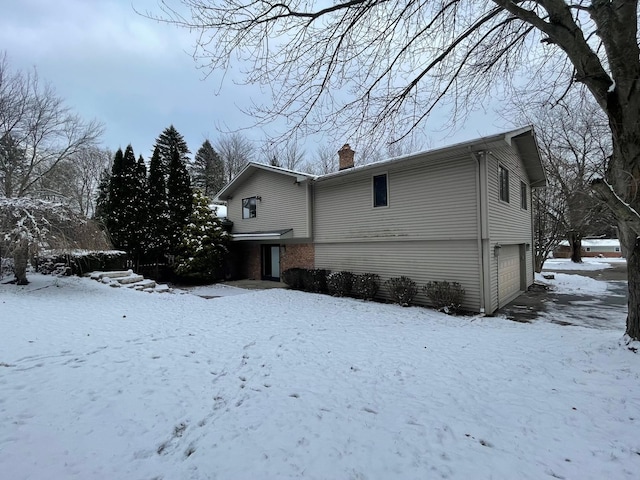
[0,0,507,164]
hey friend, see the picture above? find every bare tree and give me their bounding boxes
[38,147,112,216]
[0,52,103,198]
[216,132,254,182]
[156,1,640,341]
[303,145,338,175]
[261,139,306,170]
[533,175,565,272]
[509,91,613,263]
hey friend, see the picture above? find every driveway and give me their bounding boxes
[497,261,628,330]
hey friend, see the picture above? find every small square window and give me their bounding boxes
[615,247,620,252]
[499,165,510,203]
[520,181,527,210]
[373,173,388,207]
[242,197,257,219]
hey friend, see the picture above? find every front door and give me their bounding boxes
[261,245,280,281]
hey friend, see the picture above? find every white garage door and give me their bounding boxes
[498,244,521,305]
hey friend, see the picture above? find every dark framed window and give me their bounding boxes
[520,181,528,210]
[373,173,388,207]
[499,165,510,203]
[242,197,257,219]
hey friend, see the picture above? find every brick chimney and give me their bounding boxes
[338,144,355,170]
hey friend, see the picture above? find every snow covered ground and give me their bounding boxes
[543,257,626,271]
[1,273,639,479]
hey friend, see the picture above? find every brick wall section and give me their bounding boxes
[246,244,262,279]
[281,243,315,272]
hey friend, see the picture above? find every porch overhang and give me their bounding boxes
[230,229,293,241]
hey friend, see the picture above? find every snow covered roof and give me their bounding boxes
[315,126,546,188]
[215,163,316,201]
[230,229,293,241]
[213,127,545,202]
[558,239,620,247]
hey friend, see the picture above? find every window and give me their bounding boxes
[615,247,620,252]
[499,165,510,203]
[520,181,528,210]
[242,197,257,219]
[373,173,388,207]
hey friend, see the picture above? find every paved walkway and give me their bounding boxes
[497,263,628,329]
[221,279,287,290]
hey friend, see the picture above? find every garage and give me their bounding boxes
[498,244,522,306]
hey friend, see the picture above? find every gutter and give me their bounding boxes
[472,150,487,314]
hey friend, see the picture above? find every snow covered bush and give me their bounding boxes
[36,250,126,276]
[282,268,330,293]
[174,192,229,282]
[424,281,465,315]
[301,268,330,293]
[352,273,380,300]
[385,276,418,307]
[327,271,354,297]
[0,197,110,284]
[282,268,305,290]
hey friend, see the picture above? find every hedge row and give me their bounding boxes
[282,268,465,314]
[282,268,380,301]
[35,251,127,276]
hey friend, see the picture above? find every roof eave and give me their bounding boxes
[214,162,315,201]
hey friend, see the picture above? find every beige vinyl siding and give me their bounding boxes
[485,146,535,311]
[227,170,310,237]
[314,155,478,242]
[315,240,481,312]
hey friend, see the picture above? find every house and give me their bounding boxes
[554,239,622,258]
[215,126,546,314]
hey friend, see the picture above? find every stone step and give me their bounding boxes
[116,274,145,285]
[128,279,157,290]
[94,270,134,279]
[88,270,172,293]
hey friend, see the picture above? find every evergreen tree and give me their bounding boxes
[147,146,171,262]
[105,145,145,255]
[116,145,140,252]
[154,125,190,176]
[105,148,125,248]
[128,155,149,261]
[167,146,193,253]
[93,167,111,225]
[190,139,225,196]
[175,191,229,281]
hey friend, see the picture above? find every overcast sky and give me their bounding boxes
[1,0,506,164]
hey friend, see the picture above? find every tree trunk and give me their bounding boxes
[618,224,640,340]
[567,231,583,263]
[13,240,29,285]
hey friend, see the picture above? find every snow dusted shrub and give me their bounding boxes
[282,268,305,290]
[174,192,229,282]
[327,271,354,297]
[424,281,465,315]
[0,198,110,285]
[385,276,418,307]
[351,273,380,300]
[301,268,330,293]
[36,250,126,276]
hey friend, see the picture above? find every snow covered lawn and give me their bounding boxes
[1,274,639,479]
[543,257,626,271]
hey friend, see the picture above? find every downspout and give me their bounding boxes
[472,150,486,314]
